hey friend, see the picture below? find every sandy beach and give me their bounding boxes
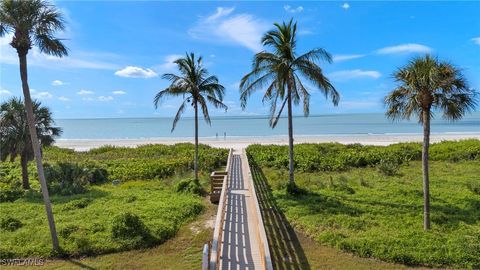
[55,133,480,151]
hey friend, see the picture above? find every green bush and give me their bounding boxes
[111,212,153,248]
[0,217,22,231]
[60,224,80,239]
[467,180,480,195]
[247,140,479,173]
[377,159,400,176]
[175,178,204,195]
[62,198,92,210]
[44,163,91,195]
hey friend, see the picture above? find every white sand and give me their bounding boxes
[55,133,480,151]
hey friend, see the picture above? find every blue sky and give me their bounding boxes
[1,1,479,119]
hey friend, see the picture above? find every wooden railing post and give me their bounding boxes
[208,149,233,270]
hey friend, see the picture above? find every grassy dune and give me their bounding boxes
[247,140,480,269]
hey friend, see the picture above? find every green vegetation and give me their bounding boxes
[247,140,480,269]
[2,202,218,270]
[0,143,227,259]
[0,179,205,259]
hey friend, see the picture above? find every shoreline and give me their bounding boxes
[55,133,480,151]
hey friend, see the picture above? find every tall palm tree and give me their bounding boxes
[0,0,67,250]
[385,55,477,230]
[1,97,62,189]
[154,53,227,181]
[240,20,339,192]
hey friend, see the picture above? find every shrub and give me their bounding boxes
[60,224,80,239]
[175,179,204,196]
[467,180,480,195]
[246,140,479,173]
[377,159,400,176]
[111,212,152,248]
[62,198,92,210]
[0,217,22,231]
[44,163,90,195]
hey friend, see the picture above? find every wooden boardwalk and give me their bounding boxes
[205,149,272,270]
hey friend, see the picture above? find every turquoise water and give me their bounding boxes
[55,112,480,139]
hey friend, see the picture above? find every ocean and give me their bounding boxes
[55,112,480,140]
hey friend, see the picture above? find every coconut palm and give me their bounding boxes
[154,53,227,181]
[385,55,477,230]
[240,20,339,192]
[1,97,62,189]
[0,0,68,250]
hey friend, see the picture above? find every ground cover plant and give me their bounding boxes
[247,140,480,269]
[0,143,227,258]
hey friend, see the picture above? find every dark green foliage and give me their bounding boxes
[44,163,91,195]
[175,178,204,195]
[247,140,479,173]
[111,212,149,240]
[0,217,22,231]
[60,224,79,239]
[111,212,153,248]
[62,198,92,210]
[377,158,400,176]
[467,180,480,195]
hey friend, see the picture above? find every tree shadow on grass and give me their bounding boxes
[249,158,311,270]
[64,259,97,270]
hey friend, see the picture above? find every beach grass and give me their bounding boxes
[247,140,480,269]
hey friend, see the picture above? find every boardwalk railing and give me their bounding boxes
[243,149,274,270]
[203,148,233,270]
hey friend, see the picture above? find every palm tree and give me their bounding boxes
[240,20,339,192]
[385,55,477,230]
[0,0,68,250]
[1,97,62,189]
[154,53,227,181]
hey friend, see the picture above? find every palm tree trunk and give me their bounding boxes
[18,52,59,250]
[194,100,199,181]
[422,110,431,230]
[20,153,30,189]
[287,87,295,186]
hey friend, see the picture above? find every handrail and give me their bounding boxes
[208,148,233,270]
[243,149,274,270]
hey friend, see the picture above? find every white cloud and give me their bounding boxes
[0,34,120,70]
[471,37,480,45]
[58,96,70,101]
[82,97,94,101]
[332,54,365,62]
[114,66,158,78]
[298,29,314,36]
[112,90,127,95]
[376,43,432,54]
[77,90,94,95]
[98,96,114,102]
[328,69,381,80]
[342,3,350,10]
[153,54,183,73]
[51,80,65,86]
[0,89,12,96]
[284,5,304,13]
[31,89,53,99]
[189,7,269,52]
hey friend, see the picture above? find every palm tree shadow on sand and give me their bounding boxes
[249,158,311,270]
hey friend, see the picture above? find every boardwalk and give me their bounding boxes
[219,151,263,269]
